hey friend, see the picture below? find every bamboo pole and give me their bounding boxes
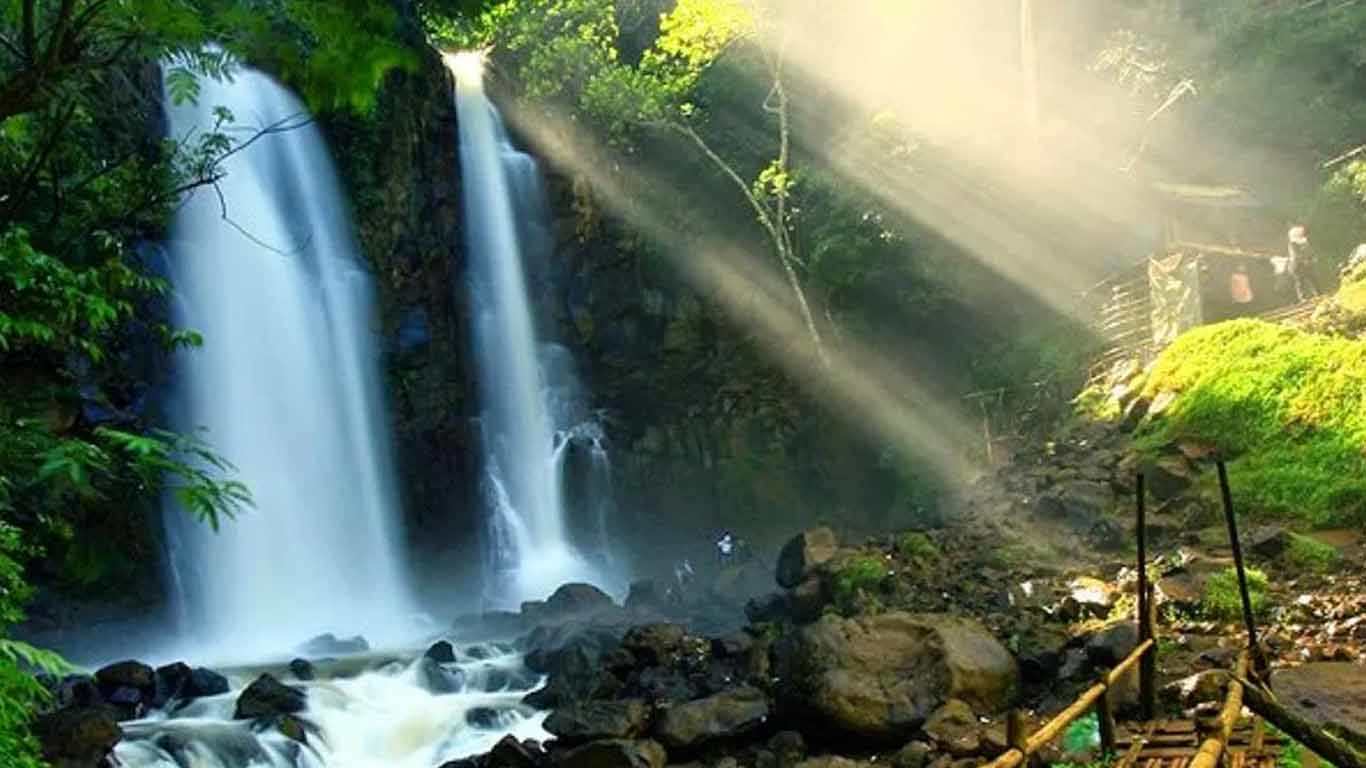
[1097,687,1117,754]
[1136,472,1156,719]
[1236,678,1366,768]
[1216,461,1266,673]
[983,639,1157,768]
[1189,652,1248,768]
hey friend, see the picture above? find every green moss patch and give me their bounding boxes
[830,555,888,614]
[1137,319,1366,527]
[1202,566,1270,621]
[1284,533,1342,572]
[895,531,939,562]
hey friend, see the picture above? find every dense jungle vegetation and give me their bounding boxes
[3,0,1366,763]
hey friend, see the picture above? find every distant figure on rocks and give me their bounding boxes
[1288,225,1321,300]
[716,531,735,563]
[1230,262,1254,305]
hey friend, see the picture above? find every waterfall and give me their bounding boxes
[161,61,416,660]
[448,54,618,606]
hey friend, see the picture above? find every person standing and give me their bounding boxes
[1288,225,1322,301]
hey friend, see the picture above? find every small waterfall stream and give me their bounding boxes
[161,61,416,660]
[449,53,619,606]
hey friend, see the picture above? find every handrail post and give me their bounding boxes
[1136,472,1156,719]
[1097,687,1117,755]
[1216,460,1266,675]
[1007,708,1029,768]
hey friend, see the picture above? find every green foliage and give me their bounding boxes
[1201,567,1269,621]
[1284,534,1341,573]
[895,531,938,562]
[830,555,887,614]
[1138,320,1366,527]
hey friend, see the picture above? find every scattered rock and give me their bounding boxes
[53,675,101,710]
[654,685,770,749]
[559,738,667,768]
[288,658,315,681]
[621,623,689,667]
[1249,527,1293,561]
[1037,481,1112,524]
[777,527,840,589]
[487,734,542,768]
[1142,455,1195,502]
[33,706,122,768]
[1064,577,1114,619]
[712,632,754,659]
[1084,622,1139,667]
[426,640,457,663]
[924,699,981,757]
[544,699,651,744]
[894,741,933,768]
[788,577,829,623]
[768,730,806,764]
[274,714,309,743]
[234,674,306,720]
[1161,671,1227,709]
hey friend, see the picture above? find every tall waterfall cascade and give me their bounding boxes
[161,61,417,661]
[447,52,621,606]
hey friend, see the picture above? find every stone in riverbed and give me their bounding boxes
[544,699,651,743]
[189,666,229,697]
[234,674,306,720]
[487,734,543,768]
[654,685,769,749]
[776,527,839,589]
[426,640,457,663]
[621,623,688,667]
[415,657,465,694]
[95,660,155,699]
[288,658,315,681]
[559,738,667,768]
[466,706,503,729]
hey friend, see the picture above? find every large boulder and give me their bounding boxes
[95,660,156,719]
[777,528,840,589]
[544,699,651,744]
[33,706,122,768]
[654,685,770,749]
[528,583,615,621]
[234,674,306,720]
[559,739,667,768]
[415,657,465,694]
[776,613,1017,740]
[522,641,622,709]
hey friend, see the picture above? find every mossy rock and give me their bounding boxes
[1201,567,1270,621]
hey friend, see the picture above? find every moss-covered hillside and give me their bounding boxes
[1136,319,1366,527]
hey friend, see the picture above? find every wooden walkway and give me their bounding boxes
[1117,718,1284,768]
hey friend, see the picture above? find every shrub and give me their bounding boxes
[830,555,888,614]
[1202,567,1270,621]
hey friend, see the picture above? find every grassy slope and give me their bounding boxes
[1137,319,1366,527]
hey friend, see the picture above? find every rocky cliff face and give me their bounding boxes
[322,37,479,594]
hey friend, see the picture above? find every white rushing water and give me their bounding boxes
[115,643,547,768]
[161,61,417,661]
[449,53,618,606]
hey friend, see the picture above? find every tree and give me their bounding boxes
[441,0,831,366]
